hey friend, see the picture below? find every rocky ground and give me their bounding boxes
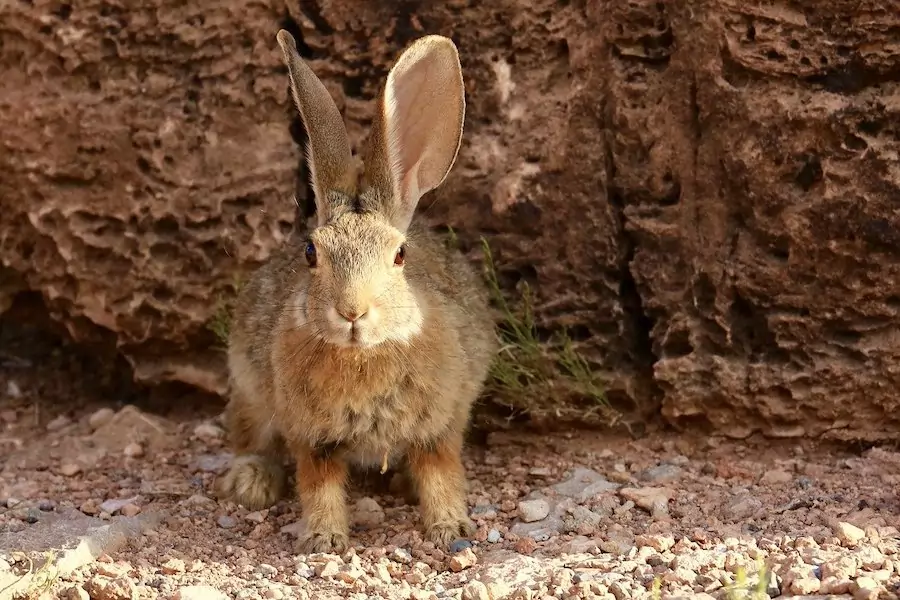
[2,348,900,600]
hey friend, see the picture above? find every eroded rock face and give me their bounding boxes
[2,0,899,439]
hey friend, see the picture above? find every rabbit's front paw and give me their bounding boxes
[218,454,285,510]
[425,517,476,549]
[296,528,350,554]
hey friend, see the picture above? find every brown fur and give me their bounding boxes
[218,31,497,552]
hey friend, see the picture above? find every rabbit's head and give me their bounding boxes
[275,30,465,348]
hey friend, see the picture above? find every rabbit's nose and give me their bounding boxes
[338,308,368,323]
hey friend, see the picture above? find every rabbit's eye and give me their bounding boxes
[305,242,317,268]
[394,244,406,266]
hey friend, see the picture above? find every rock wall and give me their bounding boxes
[2,0,900,440]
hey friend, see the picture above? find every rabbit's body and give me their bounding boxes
[227,220,494,469]
[218,30,496,553]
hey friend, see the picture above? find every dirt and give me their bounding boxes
[2,0,900,438]
[3,343,900,600]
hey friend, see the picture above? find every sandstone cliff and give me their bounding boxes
[2,0,899,440]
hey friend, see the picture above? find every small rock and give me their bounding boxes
[835,521,866,546]
[635,534,675,552]
[217,515,237,529]
[61,586,90,600]
[722,494,763,522]
[790,577,820,595]
[515,537,538,555]
[38,499,56,511]
[84,575,136,600]
[618,487,673,517]
[161,558,186,574]
[449,539,472,554]
[60,462,83,477]
[174,585,229,600]
[517,499,550,523]
[6,381,22,398]
[760,469,793,485]
[245,510,267,524]
[47,414,72,431]
[640,464,682,484]
[121,503,141,517]
[192,453,231,473]
[462,581,490,600]
[853,577,880,600]
[89,408,116,431]
[391,548,413,564]
[123,443,144,458]
[80,499,100,515]
[470,504,498,520]
[353,497,384,528]
[194,422,225,441]
[487,529,502,544]
[553,468,615,499]
[449,547,477,572]
[100,497,139,515]
[258,563,278,577]
[316,560,340,578]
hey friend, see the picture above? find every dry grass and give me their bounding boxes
[206,275,243,348]
[478,237,620,427]
[0,551,58,600]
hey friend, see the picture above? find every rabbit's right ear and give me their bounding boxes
[276,30,355,226]
[363,35,465,232]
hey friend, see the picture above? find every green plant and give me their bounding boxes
[479,238,619,425]
[206,275,244,348]
[723,558,771,600]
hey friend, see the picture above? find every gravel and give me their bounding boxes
[2,361,900,600]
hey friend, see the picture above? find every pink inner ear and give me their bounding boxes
[390,60,435,191]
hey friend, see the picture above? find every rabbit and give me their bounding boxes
[216,28,498,554]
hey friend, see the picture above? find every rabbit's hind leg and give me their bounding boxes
[217,390,287,510]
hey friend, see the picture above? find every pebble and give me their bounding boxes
[38,499,55,511]
[391,548,412,564]
[487,529,502,543]
[760,468,793,485]
[6,381,22,398]
[722,494,763,521]
[835,521,866,546]
[194,422,225,440]
[60,462,83,477]
[123,442,145,458]
[121,503,141,517]
[449,539,473,553]
[618,487,673,517]
[245,510,267,523]
[100,497,139,515]
[84,575,136,600]
[89,408,116,431]
[61,585,90,600]
[517,499,551,523]
[46,414,72,431]
[353,497,385,528]
[316,560,340,578]
[640,464,682,484]
[258,563,278,577]
[161,558,186,574]
[174,587,229,600]
[462,580,490,600]
[217,515,237,529]
[449,547,477,572]
[80,499,100,515]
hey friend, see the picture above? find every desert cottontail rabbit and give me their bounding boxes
[217,29,497,553]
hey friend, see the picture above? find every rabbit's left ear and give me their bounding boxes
[365,35,465,231]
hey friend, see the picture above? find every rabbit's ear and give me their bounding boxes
[365,35,465,231]
[276,30,355,226]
